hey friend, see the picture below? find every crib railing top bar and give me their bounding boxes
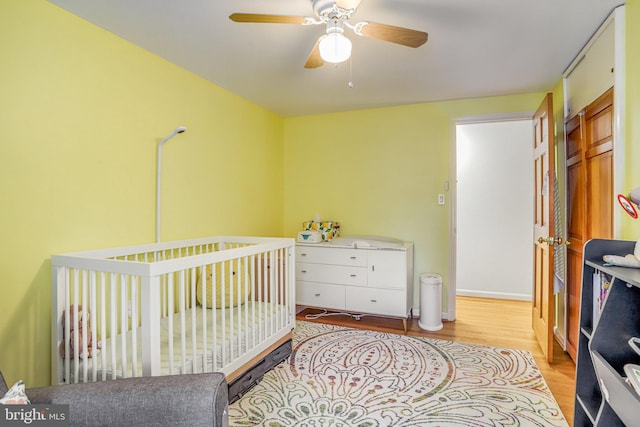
[52,236,293,260]
[51,255,150,275]
[51,236,295,273]
[149,238,295,275]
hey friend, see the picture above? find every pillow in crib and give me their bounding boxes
[0,380,30,405]
[196,260,251,308]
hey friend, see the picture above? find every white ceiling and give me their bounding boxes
[49,0,623,117]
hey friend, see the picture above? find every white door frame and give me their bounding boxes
[447,112,536,321]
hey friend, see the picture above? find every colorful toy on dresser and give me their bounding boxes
[301,214,340,242]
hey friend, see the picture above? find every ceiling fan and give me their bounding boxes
[229,0,428,69]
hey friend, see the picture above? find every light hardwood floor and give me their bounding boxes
[297,296,576,425]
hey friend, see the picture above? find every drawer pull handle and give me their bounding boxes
[350,256,357,260]
[315,293,321,297]
[301,270,307,273]
[370,299,377,303]
[350,274,357,278]
[301,253,307,256]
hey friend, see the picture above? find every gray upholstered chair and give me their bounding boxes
[0,370,228,426]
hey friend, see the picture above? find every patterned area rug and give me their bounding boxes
[229,321,568,426]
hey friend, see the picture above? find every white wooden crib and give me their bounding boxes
[51,236,295,390]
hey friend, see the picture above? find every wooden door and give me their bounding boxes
[585,90,614,239]
[565,112,584,361]
[532,93,555,363]
[565,88,613,362]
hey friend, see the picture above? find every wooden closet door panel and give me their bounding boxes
[566,163,585,244]
[566,114,582,161]
[586,151,613,239]
[585,89,613,240]
[566,161,585,361]
[585,88,614,152]
[586,109,613,153]
[566,250,583,359]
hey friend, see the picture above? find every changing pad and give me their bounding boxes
[330,235,404,249]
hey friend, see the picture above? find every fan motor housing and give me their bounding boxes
[312,0,353,20]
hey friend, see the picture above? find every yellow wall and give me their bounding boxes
[624,0,640,238]
[0,0,284,386]
[283,93,545,316]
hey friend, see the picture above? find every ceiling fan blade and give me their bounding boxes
[358,22,428,48]
[229,13,308,25]
[304,40,324,69]
[335,0,363,10]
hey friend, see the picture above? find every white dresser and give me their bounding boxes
[296,239,414,332]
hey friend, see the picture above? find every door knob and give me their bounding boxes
[537,236,563,245]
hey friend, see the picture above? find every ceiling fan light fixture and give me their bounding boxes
[318,32,352,63]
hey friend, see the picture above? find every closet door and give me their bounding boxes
[585,89,614,240]
[564,87,613,362]
[565,112,584,361]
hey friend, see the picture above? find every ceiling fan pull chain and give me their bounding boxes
[348,56,354,89]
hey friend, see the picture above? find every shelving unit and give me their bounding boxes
[574,239,640,426]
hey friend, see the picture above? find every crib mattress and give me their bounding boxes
[66,301,286,382]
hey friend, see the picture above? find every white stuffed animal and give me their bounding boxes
[603,239,640,268]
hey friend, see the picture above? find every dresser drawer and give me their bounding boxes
[296,246,367,266]
[345,287,407,318]
[296,262,367,286]
[296,281,345,310]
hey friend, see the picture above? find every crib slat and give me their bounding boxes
[63,268,71,384]
[229,256,235,357]
[81,270,88,382]
[110,273,117,380]
[269,251,275,336]
[199,265,207,373]
[179,270,186,373]
[257,256,264,344]
[167,273,174,375]
[120,274,127,378]
[278,248,284,328]
[221,261,227,367]
[131,276,138,378]
[100,272,106,381]
[140,274,161,376]
[72,270,80,383]
[190,268,198,374]
[247,255,253,350]
[211,263,218,371]
[89,270,97,382]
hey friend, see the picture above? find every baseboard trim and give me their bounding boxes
[553,327,566,351]
[456,289,532,301]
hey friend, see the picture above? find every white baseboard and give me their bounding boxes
[553,327,566,351]
[456,289,532,301]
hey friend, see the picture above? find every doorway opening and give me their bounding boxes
[448,116,535,320]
